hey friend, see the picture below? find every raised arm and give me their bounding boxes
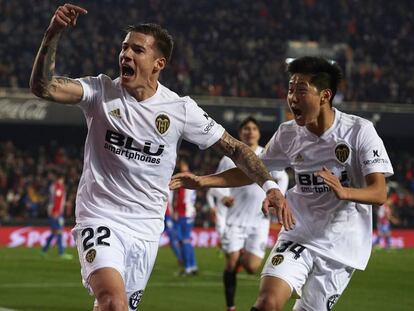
[29,4,87,104]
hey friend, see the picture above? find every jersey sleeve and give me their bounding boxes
[76,75,103,114]
[182,97,225,150]
[357,122,394,177]
[259,129,290,171]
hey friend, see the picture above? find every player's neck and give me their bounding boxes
[126,79,158,102]
[305,107,335,136]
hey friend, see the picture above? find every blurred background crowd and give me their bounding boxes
[0,0,413,103]
[1,140,414,228]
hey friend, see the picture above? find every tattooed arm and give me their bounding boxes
[29,4,87,104]
[209,131,272,187]
[170,131,295,229]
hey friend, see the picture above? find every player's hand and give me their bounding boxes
[262,188,295,230]
[315,167,349,200]
[48,4,88,34]
[221,196,235,208]
[169,172,202,190]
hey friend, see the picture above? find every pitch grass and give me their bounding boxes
[0,247,413,311]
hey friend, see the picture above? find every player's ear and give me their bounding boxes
[153,57,166,73]
[320,89,332,106]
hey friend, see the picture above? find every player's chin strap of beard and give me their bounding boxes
[250,308,261,311]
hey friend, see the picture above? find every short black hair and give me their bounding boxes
[287,56,343,104]
[238,116,260,131]
[125,23,174,63]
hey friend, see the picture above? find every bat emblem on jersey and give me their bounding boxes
[327,294,340,310]
[335,143,350,163]
[271,254,284,266]
[85,249,96,263]
[155,113,170,135]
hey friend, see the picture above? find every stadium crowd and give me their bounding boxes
[1,140,414,228]
[0,0,413,103]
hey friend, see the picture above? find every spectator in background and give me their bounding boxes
[1,1,414,103]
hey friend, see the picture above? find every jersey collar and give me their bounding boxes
[302,108,340,141]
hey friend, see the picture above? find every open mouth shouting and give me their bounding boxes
[291,106,303,120]
[121,63,135,81]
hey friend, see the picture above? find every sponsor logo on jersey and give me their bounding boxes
[335,143,350,163]
[108,108,122,119]
[271,254,284,266]
[129,290,144,310]
[104,130,164,164]
[297,170,349,193]
[155,113,170,135]
[363,149,389,166]
[85,249,96,263]
[326,294,340,310]
[203,120,216,133]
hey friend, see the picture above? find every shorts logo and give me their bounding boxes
[335,143,350,163]
[85,249,96,263]
[155,113,170,135]
[271,254,284,266]
[327,294,340,310]
[129,290,144,310]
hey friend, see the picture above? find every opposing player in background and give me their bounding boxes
[41,172,73,259]
[171,57,393,311]
[373,198,395,249]
[164,199,183,268]
[30,4,293,311]
[216,117,288,311]
[172,157,198,275]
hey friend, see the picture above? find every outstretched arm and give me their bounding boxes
[170,132,273,189]
[170,131,295,230]
[30,3,87,104]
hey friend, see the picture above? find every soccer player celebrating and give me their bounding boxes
[30,4,293,311]
[170,57,393,311]
[216,117,288,311]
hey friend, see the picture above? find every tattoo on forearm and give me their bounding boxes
[30,33,61,100]
[214,132,272,186]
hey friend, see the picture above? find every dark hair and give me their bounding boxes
[287,56,343,104]
[238,116,260,131]
[125,23,174,63]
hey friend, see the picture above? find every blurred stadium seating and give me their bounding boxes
[1,0,414,103]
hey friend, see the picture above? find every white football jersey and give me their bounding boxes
[75,74,225,241]
[219,146,287,227]
[260,108,393,270]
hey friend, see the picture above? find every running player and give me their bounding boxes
[30,4,293,311]
[170,56,393,311]
[41,172,73,259]
[217,117,289,311]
